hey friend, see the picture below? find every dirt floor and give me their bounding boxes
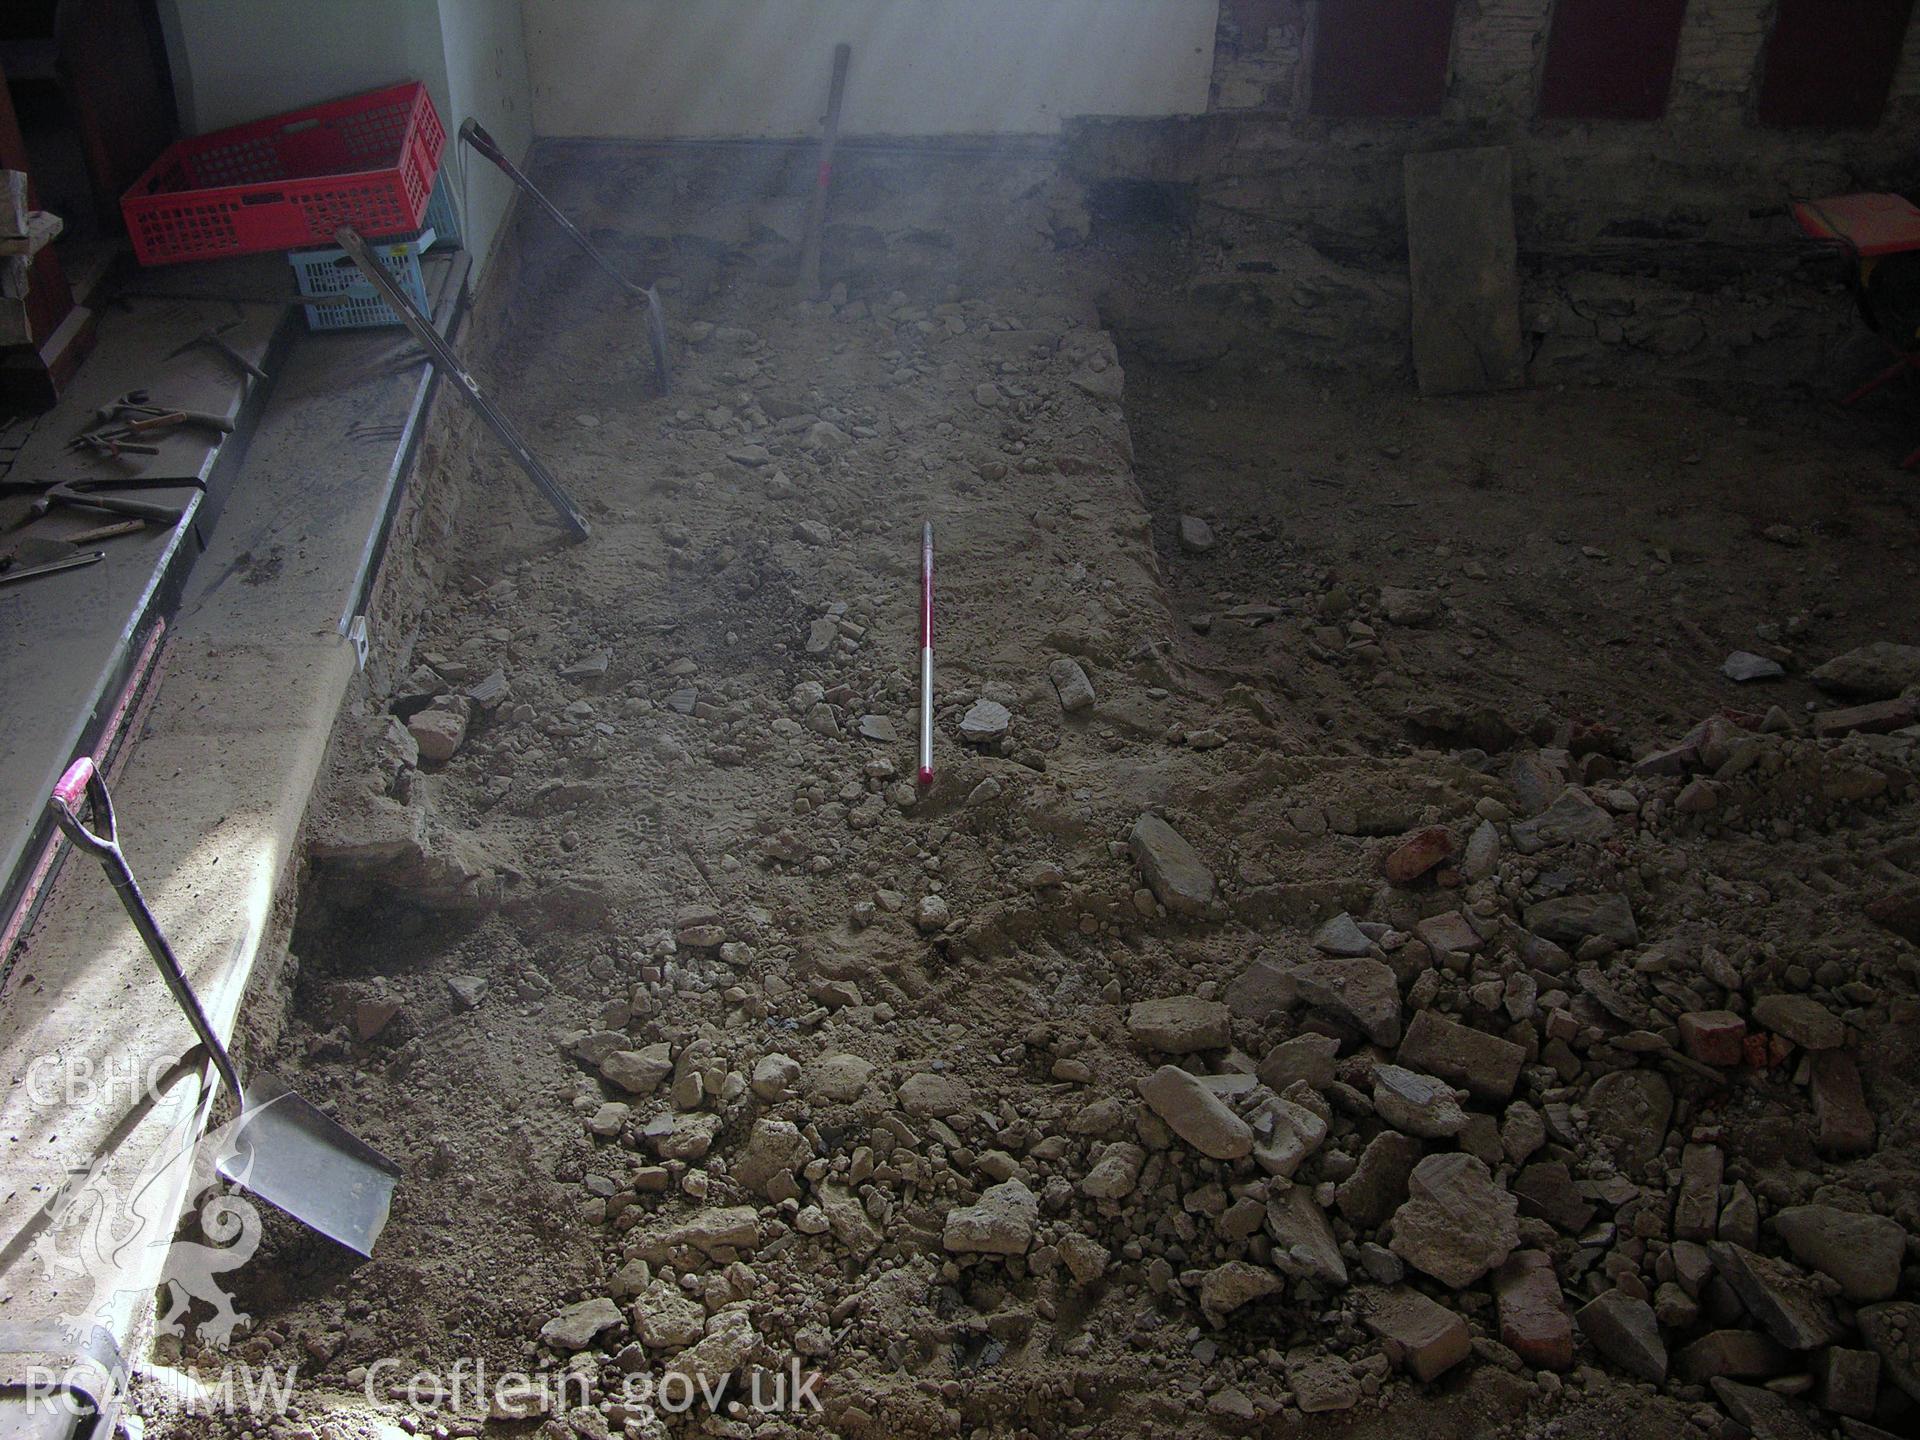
[136,149,1920,1440]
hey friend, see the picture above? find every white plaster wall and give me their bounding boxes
[438,0,535,274]
[521,0,1218,139]
[159,0,449,135]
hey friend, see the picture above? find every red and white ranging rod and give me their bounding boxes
[919,521,935,787]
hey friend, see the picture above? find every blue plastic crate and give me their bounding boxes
[424,172,461,248]
[290,227,436,331]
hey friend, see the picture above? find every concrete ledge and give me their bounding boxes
[0,256,470,1378]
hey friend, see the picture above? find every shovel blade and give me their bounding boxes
[217,1077,401,1258]
[644,287,671,395]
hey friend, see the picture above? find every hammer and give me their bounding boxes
[92,391,234,433]
[31,481,187,526]
[166,321,267,383]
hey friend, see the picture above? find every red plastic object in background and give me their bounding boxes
[121,81,445,266]
[1792,193,1920,260]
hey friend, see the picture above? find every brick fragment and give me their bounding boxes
[1495,1250,1573,1371]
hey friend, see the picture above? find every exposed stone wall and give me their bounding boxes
[1082,0,1920,385]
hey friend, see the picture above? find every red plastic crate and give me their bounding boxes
[122,81,445,266]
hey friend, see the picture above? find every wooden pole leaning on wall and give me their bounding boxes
[799,43,852,299]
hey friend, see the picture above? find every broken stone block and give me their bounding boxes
[1259,1032,1339,1092]
[1178,514,1215,552]
[1362,1285,1471,1381]
[1818,1347,1881,1419]
[601,1044,674,1096]
[1709,1378,1820,1440]
[1501,1102,1546,1165]
[1286,1350,1359,1412]
[1751,993,1845,1050]
[408,699,471,763]
[1654,1279,1700,1330]
[1512,1161,1595,1234]
[1249,1091,1328,1179]
[1810,641,1920,698]
[1710,1242,1846,1351]
[465,668,510,710]
[541,1296,622,1351]
[959,699,1011,742]
[1677,1329,1792,1382]
[1674,1143,1724,1243]
[804,1052,873,1102]
[1128,813,1216,916]
[1058,1232,1109,1285]
[1723,650,1785,682]
[1081,1141,1146,1200]
[732,1119,812,1197]
[942,1178,1038,1255]
[1285,956,1403,1046]
[647,1112,721,1162]
[816,1182,881,1258]
[1720,1181,1760,1249]
[1395,1009,1525,1100]
[1126,996,1231,1053]
[1585,1068,1673,1172]
[634,1279,705,1347]
[1524,893,1638,947]
[1577,1289,1667,1383]
[1461,818,1500,879]
[353,996,403,1042]
[1223,960,1293,1022]
[1381,825,1454,883]
[1412,909,1484,955]
[1378,586,1439,626]
[1859,1302,1920,1402]
[1495,1249,1574,1371]
[1510,788,1613,852]
[1198,1260,1281,1323]
[1810,1051,1876,1156]
[1371,1064,1467,1139]
[1388,1152,1518,1287]
[1265,1184,1347,1286]
[1773,1206,1906,1303]
[749,1052,800,1100]
[665,1307,758,1385]
[1814,697,1920,739]
[898,1071,971,1116]
[1863,900,1920,961]
[1678,1010,1747,1067]
[1336,1129,1424,1229]
[1139,1065,1252,1159]
[1312,912,1373,957]
[1047,655,1096,712]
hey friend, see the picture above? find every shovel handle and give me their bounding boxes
[458,117,651,302]
[48,757,245,1100]
[459,117,509,169]
[50,756,114,853]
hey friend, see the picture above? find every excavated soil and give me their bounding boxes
[137,147,1920,1440]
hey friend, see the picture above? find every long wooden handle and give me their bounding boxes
[799,43,852,298]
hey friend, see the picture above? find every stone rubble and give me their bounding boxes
[263,155,1920,1440]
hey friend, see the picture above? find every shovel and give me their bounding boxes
[458,118,671,395]
[48,756,401,1257]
